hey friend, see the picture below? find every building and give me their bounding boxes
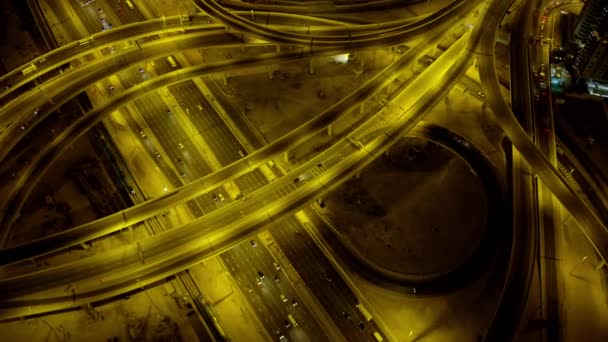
[573,0,608,83]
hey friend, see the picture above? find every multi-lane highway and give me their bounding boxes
[0,0,477,235]
[478,0,608,282]
[0,14,463,263]
[0,16,480,319]
[2,0,607,340]
[222,238,332,342]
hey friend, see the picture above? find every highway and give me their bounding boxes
[0,16,461,262]
[0,6,460,109]
[531,3,566,340]
[465,0,608,340]
[0,0,473,150]
[477,0,608,281]
[0,31,240,163]
[5,1,606,339]
[194,0,472,46]
[221,238,332,341]
[215,0,424,14]
[0,0,477,233]
[270,218,381,341]
[0,11,357,102]
[0,19,480,318]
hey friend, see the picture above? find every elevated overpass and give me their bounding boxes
[0,12,468,263]
[0,0,477,235]
[0,24,479,319]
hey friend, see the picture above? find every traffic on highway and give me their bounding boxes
[1,0,607,341]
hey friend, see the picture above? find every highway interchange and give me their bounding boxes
[1,0,607,341]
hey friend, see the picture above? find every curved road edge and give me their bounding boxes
[316,123,510,294]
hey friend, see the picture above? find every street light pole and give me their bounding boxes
[186,107,193,134]
[569,255,588,276]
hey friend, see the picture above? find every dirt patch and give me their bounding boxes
[323,137,488,275]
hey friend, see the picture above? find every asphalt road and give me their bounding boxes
[0,25,446,264]
[222,239,331,342]
[271,218,381,342]
[0,21,472,324]
[0,3,475,334]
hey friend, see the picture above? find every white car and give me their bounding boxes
[100,18,112,31]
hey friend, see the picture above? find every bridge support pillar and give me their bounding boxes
[327,124,333,137]
[309,59,315,75]
[360,102,365,115]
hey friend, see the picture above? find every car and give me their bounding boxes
[128,187,136,195]
[291,299,298,307]
[211,193,224,202]
[166,109,172,115]
[139,130,146,138]
[280,294,288,303]
[283,320,291,329]
[176,158,184,165]
[273,262,281,271]
[246,285,253,293]
[372,331,384,342]
[250,240,257,248]
[100,18,112,31]
[257,278,263,286]
[257,271,265,279]
[179,172,185,178]
[341,311,351,319]
[287,314,298,327]
[178,142,184,149]
[477,91,486,98]
[274,276,280,283]
[154,151,161,159]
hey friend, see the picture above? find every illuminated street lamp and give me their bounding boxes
[569,255,588,276]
